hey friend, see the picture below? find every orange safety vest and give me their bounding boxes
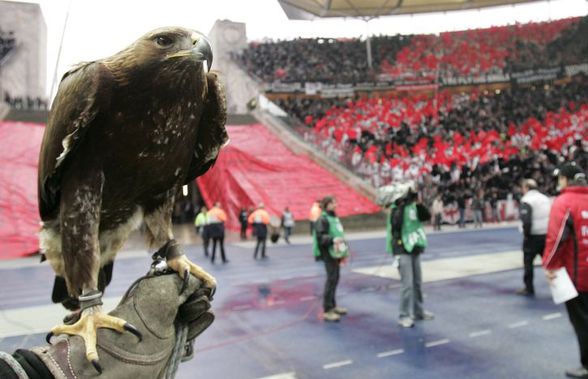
[208,207,227,223]
[248,209,270,224]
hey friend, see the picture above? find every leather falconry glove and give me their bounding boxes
[27,266,214,379]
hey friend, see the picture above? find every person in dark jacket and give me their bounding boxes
[208,202,228,264]
[314,196,348,322]
[543,162,588,379]
[248,204,270,259]
[239,207,248,240]
[457,191,467,228]
[390,188,434,328]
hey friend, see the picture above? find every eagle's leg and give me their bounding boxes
[48,171,141,373]
[47,295,142,373]
[144,198,217,293]
[156,239,217,292]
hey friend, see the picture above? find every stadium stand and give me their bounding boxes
[237,16,588,212]
[238,35,411,84]
[238,16,584,83]
[276,75,588,194]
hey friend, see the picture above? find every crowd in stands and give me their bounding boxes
[238,16,586,84]
[238,35,410,84]
[276,74,588,205]
[1,29,48,111]
[0,28,15,63]
[3,93,48,110]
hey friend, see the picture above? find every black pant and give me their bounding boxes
[211,236,227,263]
[434,214,442,231]
[254,237,266,258]
[565,292,588,367]
[240,223,247,240]
[323,254,340,312]
[283,226,292,243]
[522,235,546,293]
[202,237,210,257]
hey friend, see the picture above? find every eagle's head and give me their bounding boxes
[101,27,227,181]
[104,27,213,89]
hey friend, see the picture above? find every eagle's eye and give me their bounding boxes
[155,35,174,48]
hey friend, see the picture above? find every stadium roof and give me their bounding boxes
[278,0,542,20]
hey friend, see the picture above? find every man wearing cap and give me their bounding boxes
[543,162,588,378]
[314,196,349,322]
[389,185,434,328]
[517,179,552,296]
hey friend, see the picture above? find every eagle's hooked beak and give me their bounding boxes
[191,33,213,71]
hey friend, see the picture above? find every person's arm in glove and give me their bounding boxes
[0,270,214,379]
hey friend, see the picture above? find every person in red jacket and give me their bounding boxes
[543,162,588,379]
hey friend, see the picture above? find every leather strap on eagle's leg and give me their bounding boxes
[78,290,103,312]
[153,240,190,293]
[153,239,184,260]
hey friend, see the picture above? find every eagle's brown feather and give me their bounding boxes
[39,27,227,300]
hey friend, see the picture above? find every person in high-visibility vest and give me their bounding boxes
[248,203,271,259]
[388,187,434,328]
[314,196,349,322]
[207,202,228,264]
[194,206,210,257]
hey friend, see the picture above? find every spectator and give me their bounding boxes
[517,179,551,296]
[239,207,249,240]
[390,186,434,328]
[314,196,349,322]
[249,203,271,259]
[208,202,228,264]
[431,195,444,231]
[490,191,502,223]
[194,206,210,258]
[542,162,588,379]
[471,192,485,228]
[457,190,467,228]
[281,207,295,244]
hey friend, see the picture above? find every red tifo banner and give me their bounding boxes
[196,124,381,231]
[0,121,44,259]
[0,122,380,259]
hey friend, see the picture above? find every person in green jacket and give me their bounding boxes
[194,206,210,257]
[388,187,434,328]
[314,196,349,322]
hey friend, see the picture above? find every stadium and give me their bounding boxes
[0,0,587,378]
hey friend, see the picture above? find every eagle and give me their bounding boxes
[38,27,227,372]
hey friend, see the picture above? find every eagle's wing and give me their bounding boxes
[38,62,113,220]
[185,71,228,183]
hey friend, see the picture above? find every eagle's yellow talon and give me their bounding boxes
[167,255,216,295]
[50,309,141,372]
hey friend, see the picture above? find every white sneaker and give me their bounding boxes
[398,318,414,328]
[415,311,435,321]
[324,310,341,322]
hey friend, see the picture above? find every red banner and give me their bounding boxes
[0,121,44,259]
[197,124,380,230]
